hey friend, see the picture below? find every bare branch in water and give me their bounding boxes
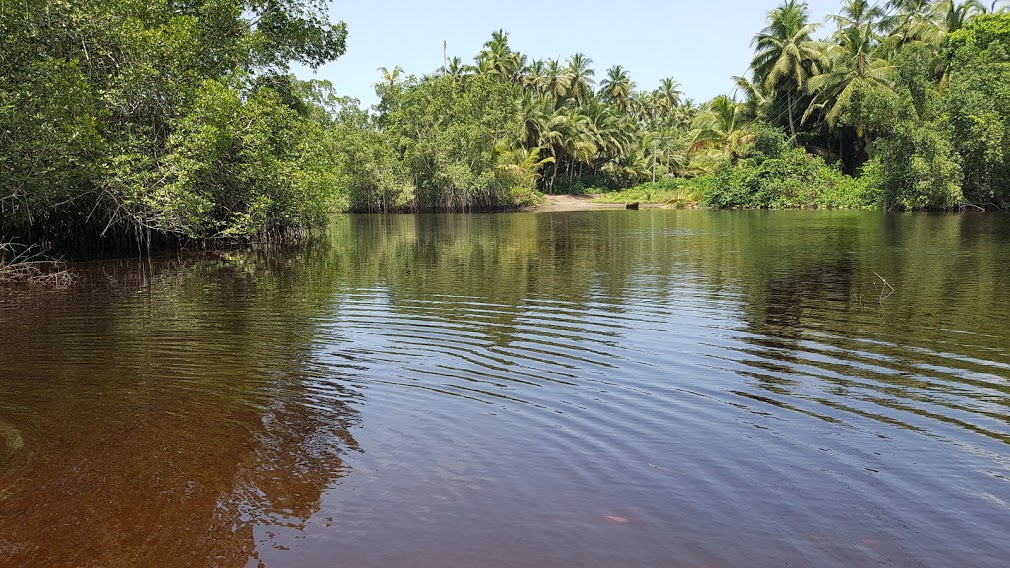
[872,272,895,303]
[0,242,75,287]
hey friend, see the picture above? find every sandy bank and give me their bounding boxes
[528,194,666,212]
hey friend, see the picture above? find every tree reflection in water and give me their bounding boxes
[0,250,362,566]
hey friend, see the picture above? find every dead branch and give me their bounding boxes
[872,272,895,303]
[0,242,76,287]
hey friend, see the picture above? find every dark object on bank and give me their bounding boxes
[626,202,640,210]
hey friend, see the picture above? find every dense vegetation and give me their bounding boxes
[5,0,1010,262]
[732,0,1010,211]
[1,0,348,253]
[345,0,1010,213]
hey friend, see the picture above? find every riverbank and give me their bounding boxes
[529,194,667,212]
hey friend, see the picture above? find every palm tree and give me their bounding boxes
[690,95,751,155]
[495,144,555,180]
[804,26,895,128]
[565,53,596,103]
[611,152,653,184]
[632,91,660,125]
[733,75,773,122]
[378,66,405,87]
[657,78,684,115]
[830,0,887,33]
[481,29,517,78]
[582,98,635,165]
[883,0,933,35]
[600,65,636,113]
[445,57,467,83]
[471,52,495,75]
[540,105,598,189]
[516,91,552,149]
[670,99,699,129]
[524,59,547,95]
[544,58,571,103]
[751,0,823,138]
[926,0,985,45]
[883,1,984,87]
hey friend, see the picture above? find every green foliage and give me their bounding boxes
[0,58,102,228]
[945,13,1010,56]
[0,0,348,252]
[126,79,339,237]
[695,126,880,209]
[944,14,1010,208]
[376,75,536,211]
[591,178,697,207]
[8,0,1010,254]
[842,44,964,210]
[727,2,1010,210]
[866,123,963,210]
[331,104,414,212]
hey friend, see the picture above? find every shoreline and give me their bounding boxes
[526,194,669,212]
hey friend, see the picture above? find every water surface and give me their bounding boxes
[1,210,1009,567]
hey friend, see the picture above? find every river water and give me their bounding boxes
[1,210,1009,567]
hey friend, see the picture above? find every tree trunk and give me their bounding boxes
[787,90,797,140]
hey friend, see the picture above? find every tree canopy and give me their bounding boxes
[6,0,1010,262]
[1,0,347,252]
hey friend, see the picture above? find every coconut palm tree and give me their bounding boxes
[690,95,751,155]
[657,78,684,115]
[751,0,823,137]
[516,91,552,149]
[804,26,895,128]
[445,57,467,83]
[732,75,773,122]
[481,29,516,78]
[495,144,555,180]
[600,65,636,113]
[831,0,887,33]
[540,105,599,188]
[582,97,635,165]
[883,1,985,87]
[565,53,596,104]
[883,0,932,33]
[670,99,699,130]
[543,58,571,103]
[632,90,661,125]
[897,0,984,48]
[378,65,405,87]
[524,59,547,95]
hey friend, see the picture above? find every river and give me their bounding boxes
[1,210,1008,567]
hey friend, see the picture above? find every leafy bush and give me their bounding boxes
[841,44,963,210]
[377,75,534,211]
[692,126,881,209]
[592,178,696,205]
[0,0,349,252]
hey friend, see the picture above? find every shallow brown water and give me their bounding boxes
[1,210,1009,567]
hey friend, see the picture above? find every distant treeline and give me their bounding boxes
[5,1,1010,258]
[350,0,1010,213]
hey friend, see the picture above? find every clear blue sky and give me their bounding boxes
[299,0,841,107]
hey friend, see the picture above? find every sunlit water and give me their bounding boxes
[1,210,1009,567]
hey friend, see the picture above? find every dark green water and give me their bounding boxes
[1,210,1009,567]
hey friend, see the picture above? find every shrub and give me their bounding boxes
[694,126,881,209]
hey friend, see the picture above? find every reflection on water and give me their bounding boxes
[1,210,1009,567]
[0,252,363,566]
